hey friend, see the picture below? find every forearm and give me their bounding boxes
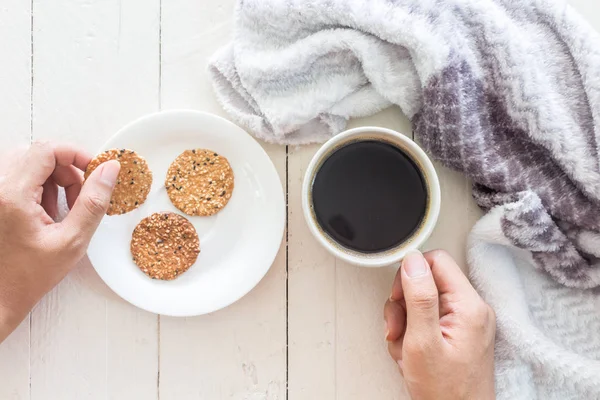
[0,280,36,344]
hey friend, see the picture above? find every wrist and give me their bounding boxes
[0,303,18,343]
[0,289,28,344]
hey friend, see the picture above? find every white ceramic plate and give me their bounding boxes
[88,110,285,316]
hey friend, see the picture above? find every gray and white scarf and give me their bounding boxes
[209,0,600,397]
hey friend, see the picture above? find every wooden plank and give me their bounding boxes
[288,108,407,400]
[158,0,287,399]
[288,106,476,399]
[29,0,160,399]
[338,110,412,400]
[0,1,31,147]
[0,1,31,399]
[333,111,414,400]
[287,142,336,400]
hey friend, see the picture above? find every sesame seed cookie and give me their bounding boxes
[130,212,200,280]
[165,149,234,216]
[84,149,153,215]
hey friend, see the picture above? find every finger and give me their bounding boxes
[390,264,404,303]
[52,165,84,209]
[53,144,92,171]
[388,337,404,363]
[424,250,479,304]
[41,178,59,220]
[16,141,55,187]
[52,165,83,187]
[19,142,92,188]
[61,160,120,247]
[401,250,442,343]
[65,182,83,210]
[384,299,406,342]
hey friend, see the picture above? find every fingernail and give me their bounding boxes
[389,294,395,303]
[385,329,390,342]
[397,359,404,374]
[402,250,427,278]
[100,160,121,187]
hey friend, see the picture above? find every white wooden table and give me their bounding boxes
[0,1,597,399]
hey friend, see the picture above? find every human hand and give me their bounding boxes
[384,250,496,400]
[0,142,120,342]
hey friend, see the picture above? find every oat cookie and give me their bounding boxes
[130,212,200,280]
[85,149,153,215]
[165,149,234,216]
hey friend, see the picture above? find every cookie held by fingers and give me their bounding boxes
[84,149,152,215]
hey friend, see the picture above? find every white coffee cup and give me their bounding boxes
[302,126,441,267]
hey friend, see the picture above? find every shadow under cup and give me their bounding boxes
[302,127,441,268]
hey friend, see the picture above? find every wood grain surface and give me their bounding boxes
[0,0,597,399]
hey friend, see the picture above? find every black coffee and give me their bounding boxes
[312,140,428,253]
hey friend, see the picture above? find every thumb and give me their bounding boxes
[401,250,442,343]
[62,160,120,244]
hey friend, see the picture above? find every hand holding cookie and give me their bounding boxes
[0,141,120,342]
